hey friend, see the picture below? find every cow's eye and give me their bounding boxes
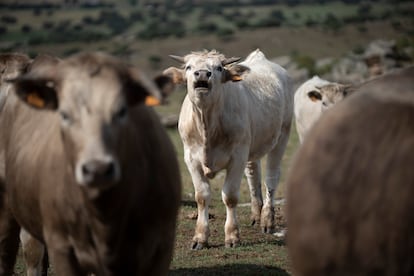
[185,65,191,71]
[59,110,72,125]
[216,66,223,72]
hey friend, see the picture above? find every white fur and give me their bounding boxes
[294,76,331,143]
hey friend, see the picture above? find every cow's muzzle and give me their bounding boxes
[76,157,120,187]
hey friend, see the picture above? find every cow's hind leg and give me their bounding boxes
[244,160,263,226]
[222,154,248,248]
[0,187,20,275]
[262,124,291,234]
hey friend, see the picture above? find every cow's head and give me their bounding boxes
[10,52,170,189]
[163,50,249,105]
[308,83,354,111]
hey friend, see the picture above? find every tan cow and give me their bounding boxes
[0,53,33,276]
[164,49,293,249]
[0,52,181,275]
[287,66,414,276]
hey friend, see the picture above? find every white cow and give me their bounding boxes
[164,49,294,249]
[294,76,353,143]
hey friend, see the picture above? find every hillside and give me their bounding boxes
[0,0,413,81]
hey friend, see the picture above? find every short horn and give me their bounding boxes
[169,55,185,64]
[222,57,241,66]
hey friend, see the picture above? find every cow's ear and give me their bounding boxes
[341,84,356,97]
[223,64,250,83]
[126,67,162,107]
[308,90,322,102]
[11,78,58,110]
[162,67,185,85]
[153,75,176,104]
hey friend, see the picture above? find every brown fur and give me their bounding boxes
[287,66,414,276]
[0,53,31,275]
[0,52,181,275]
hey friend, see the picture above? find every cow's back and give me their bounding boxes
[237,49,293,159]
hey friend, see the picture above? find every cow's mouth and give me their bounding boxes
[194,81,210,92]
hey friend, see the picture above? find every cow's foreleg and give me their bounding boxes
[45,232,83,276]
[186,156,211,250]
[0,186,20,275]
[244,160,263,226]
[20,228,45,276]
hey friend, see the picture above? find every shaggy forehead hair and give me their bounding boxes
[184,49,226,64]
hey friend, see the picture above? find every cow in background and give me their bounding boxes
[294,76,353,143]
[164,49,293,249]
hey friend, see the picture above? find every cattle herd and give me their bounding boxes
[0,49,412,275]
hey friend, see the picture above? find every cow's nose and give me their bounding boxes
[194,70,211,79]
[81,160,116,182]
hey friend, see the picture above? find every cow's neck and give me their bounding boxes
[192,96,224,143]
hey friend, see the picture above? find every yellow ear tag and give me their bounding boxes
[145,95,160,106]
[27,93,45,108]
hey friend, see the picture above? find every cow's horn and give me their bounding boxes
[222,57,241,66]
[169,55,185,64]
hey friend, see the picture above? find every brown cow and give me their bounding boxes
[287,66,414,276]
[0,52,181,275]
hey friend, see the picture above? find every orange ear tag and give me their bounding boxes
[27,93,45,108]
[232,75,242,82]
[145,95,160,106]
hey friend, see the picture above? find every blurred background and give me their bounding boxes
[0,0,413,85]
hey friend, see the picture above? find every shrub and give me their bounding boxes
[196,21,218,34]
[1,15,17,24]
[293,54,316,75]
[21,24,32,33]
[323,13,343,32]
[352,45,365,55]
[305,17,318,27]
[216,27,234,41]
[99,10,130,35]
[0,26,7,35]
[43,21,54,30]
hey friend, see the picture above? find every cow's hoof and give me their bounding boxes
[225,240,240,248]
[262,226,276,234]
[191,241,208,250]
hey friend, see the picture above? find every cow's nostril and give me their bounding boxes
[194,71,200,77]
[104,162,115,178]
[206,71,212,78]
[81,160,116,182]
[82,163,93,177]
